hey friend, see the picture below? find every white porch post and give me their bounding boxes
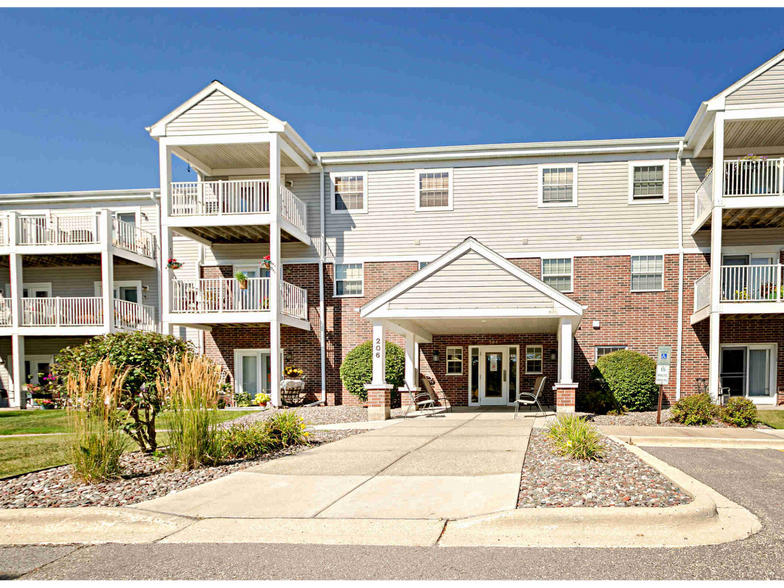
[558,318,574,385]
[414,341,421,386]
[404,330,417,390]
[100,210,114,333]
[159,142,173,335]
[269,134,282,407]
[372,320,386,385]
[11,334,25,409]
[366,319,392,421]
[708,113,725,401]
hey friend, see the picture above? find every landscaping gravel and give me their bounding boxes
[0,429,362,509]
[579,409,773,429]
[225,406,385,428]
[517,430,693,508]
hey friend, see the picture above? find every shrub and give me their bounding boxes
[217,397,227,410]
[264,410,309,448]
[719,397,758,428]
[53,331,193,452]
[158,354,223,470]
[577,386,623,415]
[67,359,130,483]
[546,414,605,461]
[217,423,275,460]
[339,341,405,402]
[671,393,717,426]
[591,350,658,412]
[235,391,252,407]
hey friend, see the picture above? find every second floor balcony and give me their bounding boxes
[692,263,784,322]
[168,180,310,245]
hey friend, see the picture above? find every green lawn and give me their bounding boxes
[0,409,255,436]
[0,409,257,479]
[757,410,784,429]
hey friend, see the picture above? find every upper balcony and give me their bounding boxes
[168,179,309,245]
[691,263,784,323]
[0,212,157,266]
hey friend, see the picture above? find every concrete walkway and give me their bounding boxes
[599,425,784,448]
[133,408,532,521]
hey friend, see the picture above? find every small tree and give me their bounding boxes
[339,341,405,402]
[590,349,658,412]
[53,331,193,452]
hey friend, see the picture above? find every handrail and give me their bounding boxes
[723,157,784,198]
[21,297,104,327]
[112,219,157,260]
[170,180,271,216]
[280,185,308,234]
[114,299,156,331]
[694,271,711,312]
[720,263,784,302]
[17,214,99,246]
[694,168,713,221]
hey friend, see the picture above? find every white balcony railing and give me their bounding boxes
[694,271,711,312]
[18,215,99,246]
[112,219,157,259]
[22,297,104,327]
[721,264,784,302]
[171,277,307,320]
[114,299,156,332]
[694,168,713,221]
[0,298,12,327]
[723,158,784,198]
[170,180,308,234]
[0,216,7,246]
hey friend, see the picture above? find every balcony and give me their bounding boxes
[171,277,308,324]
[168,180,309,244]
[111,219,157,260]
[15,297,156,333]
[692,264,784,323]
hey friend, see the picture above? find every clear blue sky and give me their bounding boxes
[1,8,783,193]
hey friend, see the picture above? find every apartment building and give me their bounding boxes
[3,51,784,413]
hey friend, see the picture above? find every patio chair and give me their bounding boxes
[402,383,439,418]
[421,376,452,413]
[514,376,547,419]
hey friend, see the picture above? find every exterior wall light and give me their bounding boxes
[433,350,440,363]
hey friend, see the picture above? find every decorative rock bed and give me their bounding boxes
[517,431,693,508]
[579,408,772,429]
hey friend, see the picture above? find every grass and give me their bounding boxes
[0,409,255,436]
[757,410,784,429]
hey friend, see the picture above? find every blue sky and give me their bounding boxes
[1,8,783,192]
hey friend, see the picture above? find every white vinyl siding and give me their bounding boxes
[331,172,367,213]
[631,255,664,292]
[446,346,463,375]
[542,258,573,292]
[525,345,543,374]
[415,169,453,211]
[334,263,363,297]
[629,161,669,204]
[166,90,270,136]
[726,61,784,106]
[539,164,577,206]
[596,345,627,361]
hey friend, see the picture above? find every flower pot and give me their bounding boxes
[238,281,248,290]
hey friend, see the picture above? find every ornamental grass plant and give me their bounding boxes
[546,414,605,461]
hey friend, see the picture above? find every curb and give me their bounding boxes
[619,436,784,449]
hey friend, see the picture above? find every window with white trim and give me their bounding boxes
[331,173,367,213]
[629,161,669,203]
[539,165,577,206]
[526,345,543,374]
[631,255,664,291]
[334,263,363,297]
[596,345,627,361]
[415,169,452,211]
[542,258,572,292]
[446,346,463,375]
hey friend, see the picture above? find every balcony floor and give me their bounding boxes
[177,223,305,245]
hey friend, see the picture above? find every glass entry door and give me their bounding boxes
[720,345,775,402]
[479,347,508,406]
[235,350,283,397]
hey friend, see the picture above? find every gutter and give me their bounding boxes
[152,190,163,334]
[317,155,327,405]
[676,140,685,400]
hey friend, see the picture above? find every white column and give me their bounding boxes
[558,318,574,384]
[372,320,387,385]
[9,255,23,331]
[404,331,417,389]
[708,113,725,400]
[159,142,173,335]
[100,210,114,333]
[414,341,421,386]
[269,135,282,407]
[10,334,25,408]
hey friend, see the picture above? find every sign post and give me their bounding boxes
[655,345,672,425]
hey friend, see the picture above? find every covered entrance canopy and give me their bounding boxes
[359,238,583,414]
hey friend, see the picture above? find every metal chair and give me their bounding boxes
[514,376,547,418]
[421,376,452,413]
[402,383,439,418]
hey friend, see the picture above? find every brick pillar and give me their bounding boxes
[553,383,578,413]
[365,384,393,421]
[398,386,420,408]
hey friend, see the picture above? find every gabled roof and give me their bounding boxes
[706,50,784,110]
[360,237,583,318]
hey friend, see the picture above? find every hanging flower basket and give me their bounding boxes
[235,271,248,290]
[260,255,272,271]
[167,258,183,270]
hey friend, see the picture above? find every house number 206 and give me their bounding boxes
[375,337,382,358]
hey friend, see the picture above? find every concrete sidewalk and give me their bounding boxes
[599,425,784,448]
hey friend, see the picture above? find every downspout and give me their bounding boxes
[152,190,162,333]
[676,140,685,400]
[313,155,327,405]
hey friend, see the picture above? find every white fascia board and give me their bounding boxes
[160,133,275,147]
[373,308,572,319]
[279,138,312,174]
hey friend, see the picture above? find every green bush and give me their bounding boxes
[234,391,252,407]
[264,411,309,448]
[339,341,405,402]
[217,423,275,460]
[671,393,717,426]
[578,386,623,415]
[546,414,605,461]
[54,331,193,452]
[719,397,758,428]
[591,350,658,412]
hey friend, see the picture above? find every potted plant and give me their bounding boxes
[235,271,248,290]
[261,255,272,271]
[284,366,304,380]
[167,258,182,270]
[40,398,54,410]
[254,392,271,407]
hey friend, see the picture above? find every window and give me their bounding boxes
[446,347,463,375]
[115,212,137,226]
[525,345,543,374]
[334,263,363,297]
[542,258,573,292]
[596,345,627,361]
[415,169,453,211]
[629,161,669,203]
[631,255,664,291]
[331,172,367,213]
[539,164,577,206]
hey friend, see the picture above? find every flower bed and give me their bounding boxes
[517,431,693,508]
